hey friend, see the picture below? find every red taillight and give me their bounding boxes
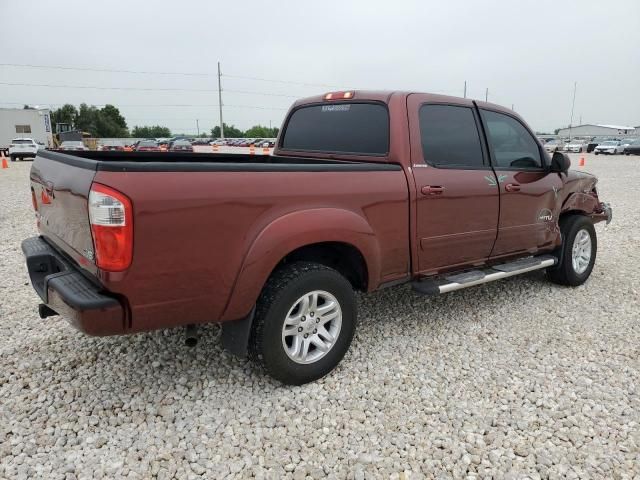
[324,91,354,100]
[88,183,133,271]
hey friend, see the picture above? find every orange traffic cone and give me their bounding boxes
[1,152,8,169]
[579,156,585,167]
[262,146,270,155]
[212,144,219,152]
[249,144,255,155]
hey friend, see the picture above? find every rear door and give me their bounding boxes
[478,108,562,257]
[408,94,500,274]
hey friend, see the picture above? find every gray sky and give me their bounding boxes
[2,0,639,134]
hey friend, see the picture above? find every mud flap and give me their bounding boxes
[221,306,255,358]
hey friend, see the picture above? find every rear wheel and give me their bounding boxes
[547,215,597,286]
[249,262,356,385]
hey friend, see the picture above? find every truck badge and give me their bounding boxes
[537,209,553,222]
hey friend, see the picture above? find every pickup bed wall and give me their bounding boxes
[93,166,410,331]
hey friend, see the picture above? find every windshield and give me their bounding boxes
[602,141,618,145]
[282,102,389,155]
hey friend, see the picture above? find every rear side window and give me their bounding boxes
[282,103,389,155]
[482,110,542,169]
[419,105,484,167]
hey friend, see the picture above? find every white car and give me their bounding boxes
[543,140,564,153]
[59,141,88,151]
[594,140,625,155]
[8,138,39,161]
[564,140,587,153]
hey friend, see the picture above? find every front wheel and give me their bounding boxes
[249,262,356,385]
[547,215,597,286]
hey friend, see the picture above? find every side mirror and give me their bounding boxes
[550,151,571,174]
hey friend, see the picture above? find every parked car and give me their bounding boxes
[99,141,125,152]
[8,137,39,161]
[169,139,194,152]
[624,139,640,155]
[135,140,161,152]
[59,141,88,152]
[543,139,564,153]
[22,90,612,385]
[564,140,587,153]
[594,140,625,155]
[191,139,211,146]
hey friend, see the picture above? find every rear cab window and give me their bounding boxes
[282,103,389,155]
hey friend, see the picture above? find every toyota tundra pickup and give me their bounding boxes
[22,91,612,384]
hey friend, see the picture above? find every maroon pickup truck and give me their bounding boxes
[23,91,612,384]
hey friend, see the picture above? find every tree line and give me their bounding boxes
[48,103,279,138]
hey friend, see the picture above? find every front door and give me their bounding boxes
[479,108,563,258]
[408,94,500,274]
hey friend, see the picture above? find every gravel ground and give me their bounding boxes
[1,153,638,479]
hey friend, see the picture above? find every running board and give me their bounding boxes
[411,255,557,295]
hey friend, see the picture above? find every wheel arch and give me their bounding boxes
[221,208,381,321]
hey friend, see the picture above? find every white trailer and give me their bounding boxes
[0,108,54,154]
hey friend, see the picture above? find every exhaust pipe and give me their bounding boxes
[38,304,57,319]
[185,324,198,347]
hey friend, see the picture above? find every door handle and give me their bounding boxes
[421,185,445,195]
[505,183,521,192]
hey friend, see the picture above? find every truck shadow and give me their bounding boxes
[10,270,556,420]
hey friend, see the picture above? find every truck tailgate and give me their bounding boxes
[31,153,98,275]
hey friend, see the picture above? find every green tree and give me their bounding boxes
[131,125,172,138]
[211,123,244,138]
[96,104,128,137]
[75,103,99,134]
[50,104,78,132]
[244,125,279,138]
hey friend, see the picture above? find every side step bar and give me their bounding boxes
[412,255,557,295]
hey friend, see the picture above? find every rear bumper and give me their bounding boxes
[21,236,125,336]
[10,151,37,158]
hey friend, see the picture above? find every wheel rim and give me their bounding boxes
[281,290,342,364]
[571,229,592,274]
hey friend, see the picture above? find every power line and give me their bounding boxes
[0,63,210,77]
[0,101,287,110]
[0,81,217,92]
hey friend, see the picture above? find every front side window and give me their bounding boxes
[482,110,542,169]
[282,103,389,155]
[419,104,484,167]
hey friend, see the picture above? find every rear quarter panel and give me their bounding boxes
[93,168,409,332]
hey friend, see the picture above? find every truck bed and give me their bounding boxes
[42,149,401,172]
[29,149,410,335]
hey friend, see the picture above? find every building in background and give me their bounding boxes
[557,124,637,138]
[0,107,54,152]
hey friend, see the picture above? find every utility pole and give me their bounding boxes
[196,119,200,136]
[569,81,577,141]
[485,88,488,102]
[463,81,467,99]
[217,61,224,140]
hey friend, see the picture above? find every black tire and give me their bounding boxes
[547,215,597,286]
[10,155,16,162]
[249,261,356,385]
[594,152,599,155]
